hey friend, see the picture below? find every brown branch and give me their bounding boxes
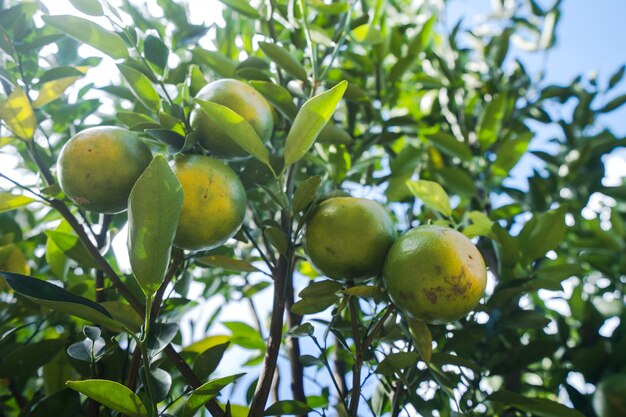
[363,306,395,350]
[348,298,363,416]
[286,266,307,416]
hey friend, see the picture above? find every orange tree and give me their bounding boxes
[0,0,625,416]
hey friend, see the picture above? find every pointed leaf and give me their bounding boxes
[195,99,272,171]
[144,35,169,73]
[128,155,183,296]
[196,255,260,273]
[69,0,104,16]
[1,272,124,331]
[250,81,297,120]
[66,379,148,417]
[183,374,244,417]
[0,86,36,140]
[259,42,307,81]
[477,94,507,148]
[42,15,129,59]
[264,400,313,416]
[192,48,236,78]
[284,81,348,166]
[0,193,36,213]
[426,132,472,161]
[406,180,452,217]
[216,0,260,18]
[118,64,161,111]
[45,229,97,270]
[34,73,84,108]
[408,318,432,364]
[600,94,626,113]
[292,175,321,214]
[488,390,585,417]
[192,342,230,380]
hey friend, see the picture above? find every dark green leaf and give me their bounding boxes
[139,367,171,403]
[66,379,148,417]
[144,35,169,72]
[376,352,419,376]
[1,272,124,331]
[492,131,533,176]
[408,318,432,364]
[259,42,307,81]
[287,323,314,338]
[519,206,567,261]
[0,338,66,378]
[264,400,313,416]
[341,285,386,301]
[147,323,179,355]
[128,155,183,296]
[284,81,348,166]
[193,342,230,380]
[29,389,81,417]
[488,390,585,417]
[42,15,128,59]
[292,176,321,214]
[608,64,625,89]
[600,94,626,113]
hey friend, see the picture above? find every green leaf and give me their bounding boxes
[518,206,567,261]
[0,338,67,378]
[264,400,313,416]
[341,285,386,301]
[292,176,321,214]
[45,229,97,270]
[128,155,183,296]
[192,48,237,78]
[477,94,507,149]
[430,352,480,372]
[318,123,352,144]
[195,99,273,172]
[492,131,533,176]
[144,35,169,73]
[183,374,244,417]
[351,24,384,45]
[69,0,104,16]
[488,390,585,417]
[1,272,124,331]
[223,321,265,350]
[146,323,179,356]
[284,81,348,167]
[406,180,452,217]
[426,132,472,161]
[291,280,342,315]
[600,94,626,113]
[34,67,87,108]
[463,211,494,239]
[0,193,36,213]
[117,64,161,111]
[193,342,230,380]
[216,0,260,18]
[408,318,432,364]
[196,255,260,273]
[66,379,148,417]
[0,86,36,140]
[249,81,297,120]
[376,352,419,376]
[259,42,308,81]
[608,64,625,89]
[408,15,437,55]
[29,389,80,417]
[287,323,314,338]
[42,15,129,59]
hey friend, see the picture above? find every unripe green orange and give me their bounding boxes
[303,197,397,280]
[57,126,152,214]
[383,225,487,324]
[170,155,247,251]
[190,79,273,159]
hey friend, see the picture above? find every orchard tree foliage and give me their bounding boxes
[0,0,625,416]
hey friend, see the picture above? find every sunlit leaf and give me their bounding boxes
[42,15,129,59]
[284,81,348,167]
[477,94,507,149]
[0,193,36,213]
[406,180,452,217]
[183,374,244,417]
[408,318,432,364]
[128,155,183,296]
[259,42,308,81]
[118,64,161,111]
[66,379,147,417]
[0,86,36,140]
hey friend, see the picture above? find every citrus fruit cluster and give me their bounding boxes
[303,196,487,324]
[57,78,270,251]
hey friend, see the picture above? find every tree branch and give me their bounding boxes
[285,264,307,416]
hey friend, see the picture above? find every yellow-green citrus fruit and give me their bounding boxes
[303,197,397,280]
[383,225,487,324]
[593,374,626,417]
[57,126,152,214]
[190,78,274,159]
[170,155,247,251]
